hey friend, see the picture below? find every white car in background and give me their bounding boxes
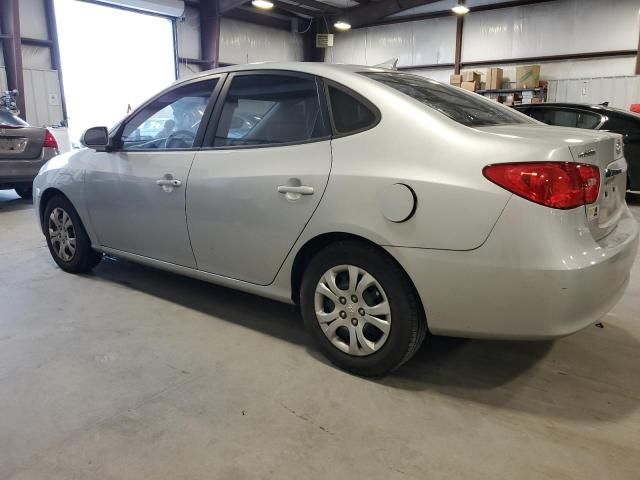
[33,63,638,376]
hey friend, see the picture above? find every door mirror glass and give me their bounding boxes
[120,79,217,150]
[81,126,109,150]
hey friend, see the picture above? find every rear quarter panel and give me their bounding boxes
[300,88,574,251]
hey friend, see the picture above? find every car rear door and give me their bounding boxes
[84,76,223,267]
[186,71,332,285]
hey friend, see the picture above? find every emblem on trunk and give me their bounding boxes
[577,149,596,158]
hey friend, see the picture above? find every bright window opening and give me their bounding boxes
[54,0,176,146]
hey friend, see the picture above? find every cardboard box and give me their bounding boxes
[516,65,541,89]
[531,97,544,104]
[461,81,479,92]
[462,71,481,83]
[486,68,503,90]
[450,74,463,85]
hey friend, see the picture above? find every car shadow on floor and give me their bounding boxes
[89,255,640,423]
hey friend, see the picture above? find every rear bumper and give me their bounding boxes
[387,197,639,340]
[0,147,56,188]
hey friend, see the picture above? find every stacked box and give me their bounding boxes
[486,68,503,90]
[450,74,462,87]
[515,65,541,89]
[462,71,481,83]
[461,81,479,92]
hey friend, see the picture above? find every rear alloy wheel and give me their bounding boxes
[44,195,102,273]
[301,241,427,376]
[315,265,391,356]
[14,185,33,199]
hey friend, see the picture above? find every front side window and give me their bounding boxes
[121,79,217,150]
[362,72,533,127]
[213,74,326,147]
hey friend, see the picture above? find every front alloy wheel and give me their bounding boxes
[315,265,391,356]
[43,194,102,273]
[48,207,77,262]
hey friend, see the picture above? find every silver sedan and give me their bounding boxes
[33,63,639,376]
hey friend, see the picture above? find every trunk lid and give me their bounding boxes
[477,124,626,240]
[567,135,626,240]
[0,126,45,160]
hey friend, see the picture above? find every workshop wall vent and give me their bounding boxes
[316,34,334,48]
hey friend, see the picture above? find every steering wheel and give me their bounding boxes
[165,130,195,149]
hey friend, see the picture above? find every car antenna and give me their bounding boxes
[374,58,399,70]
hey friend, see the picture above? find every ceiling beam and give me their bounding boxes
[286,0,340,14]
[223,7,293,30]
[274,2,318,17]
[342,0,441,28]
[362,0,557,27]
[219,0,248,13]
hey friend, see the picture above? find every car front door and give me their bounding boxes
[85,76,222,267]
[186,71,332,285]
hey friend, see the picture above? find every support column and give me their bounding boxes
[200,0,220,70]
[44,0,68,124]
[636,27,640,75]
[454,15,464,75]
[303,19,325,63]
[0,0,26,119]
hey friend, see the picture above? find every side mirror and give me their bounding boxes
[80,126,112,151]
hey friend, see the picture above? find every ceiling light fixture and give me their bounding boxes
[334,20,351,31]
[451,1,469,14]
[252,0,274,10]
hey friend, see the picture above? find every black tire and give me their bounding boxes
[43,194,102,273]
[300,240,427,377]
[14,185,33,199]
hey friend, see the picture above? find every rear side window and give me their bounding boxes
[363,72,532,127]
[213,74,327,147]
[525,108,600,129]
[328,86,377,134]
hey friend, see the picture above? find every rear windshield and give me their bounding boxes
[0,109,28,127]
[362,72,532,127]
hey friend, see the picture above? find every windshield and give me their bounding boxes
[362,72,533,127]
[0,109,29,127]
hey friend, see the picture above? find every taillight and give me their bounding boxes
[43,129,59,149]
[483,162,600,210]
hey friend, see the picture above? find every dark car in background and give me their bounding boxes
[0,109,59,199]
[515,103,640,191]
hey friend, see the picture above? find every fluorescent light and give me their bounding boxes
[252,0,274,9]
[334,20,351,31]
[451,3,469,14]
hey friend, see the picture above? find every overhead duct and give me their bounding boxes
[84,0,185,17]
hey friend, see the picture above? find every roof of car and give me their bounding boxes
[182,62,391,83]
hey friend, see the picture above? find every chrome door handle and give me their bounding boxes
[156,179,182,187]
[277,185,314,195]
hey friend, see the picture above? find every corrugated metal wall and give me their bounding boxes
[327,0,640,81]
[176,5,305,79]
[548,76,640,110]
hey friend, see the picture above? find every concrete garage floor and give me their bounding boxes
[1,190,640,480]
